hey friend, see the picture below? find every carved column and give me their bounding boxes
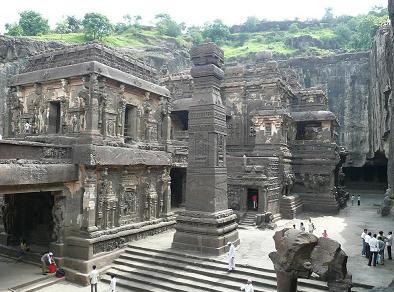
[172,42,239,255]
[79,74,102,144]
[82,169,99,232]
[161,167,173,217]
[118,84,126,139]
[135,107,142,142]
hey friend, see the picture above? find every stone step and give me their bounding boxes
[115,245,329,292]
[9,274,64,292]
[102,269,212,292]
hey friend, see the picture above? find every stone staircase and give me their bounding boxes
[9,275,64,292]
[102,245,333,292]
[239,212,257,226]
[280,195,303,219]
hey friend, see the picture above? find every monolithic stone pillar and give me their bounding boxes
[79,74,102,144]
[82,169,99,233]
[172,42,239,255]
[161,167,172,217]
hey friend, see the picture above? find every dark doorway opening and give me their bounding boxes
[343,151,388,191]
[124,104,137,139]
[170,168,186,208]
[48,101,61,134]
[247,188,258,211]
[3,192,54,248]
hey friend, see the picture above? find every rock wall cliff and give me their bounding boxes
[278,52,371,167]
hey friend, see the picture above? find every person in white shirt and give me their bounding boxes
[386,231,392,260]
[40,252,53,275]
[308,218,315,234]
[23,121,31,134]
[361,229,367,256]
[228,242,236,272]
[365,232,372,259]
[109,274,116,292]
[300,222,305,232]
[89,265,99,292]
[368,234,379,267]
[351,194,355,206]
[240,279,254,292]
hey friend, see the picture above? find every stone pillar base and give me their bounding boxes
[50,242,65,266]
[77,132,104,145]
[172,209,239,255]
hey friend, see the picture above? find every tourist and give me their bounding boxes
[251,194,257,209]
[16,238,30,261]
[322,230,328,238]
[292,224,296,229]
[228,242,236,272]
[308,218,315,234]
[357,195,361,206]
[300,222,305,232]
[386,231,392,260]
[240,279,254,292]
[89,265,99,292]
[22,121,31,135]
[365,232,372,259]
[351,194,355,206]
[109,274,117,292]
[40,251,54,275]
[361,229,367,256]
[378,235,385,265]
[368,234,379,267]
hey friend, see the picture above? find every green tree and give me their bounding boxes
[244,16,259,32]
[55,16,81,34]
[4,23,23,36]
[82,13,113,40]
[322,7,334,23]
[202,19,230,44]
[288,23,299,33]
[155,14,185,37]
[18,10,49,36]
[333,23,352,46]
[187,26,203,44]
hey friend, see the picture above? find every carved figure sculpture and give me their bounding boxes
[52,199,65,243]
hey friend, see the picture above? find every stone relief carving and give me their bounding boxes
[52,197,65,243]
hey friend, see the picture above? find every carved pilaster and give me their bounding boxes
[118,84,126,138]
[82,169,99,232]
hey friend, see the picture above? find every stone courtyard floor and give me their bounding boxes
[1,192,393,291]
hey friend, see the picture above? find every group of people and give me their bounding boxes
[88,265,117,292]
[292,218,329,237]
[350,194,361,206]
[227,242,255,291]
[361,229,392,267]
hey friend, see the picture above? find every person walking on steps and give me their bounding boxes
[361,229,367,256]
[240,279,254,292]
[358,195,361,206]
[386,231,392,260]
[351,194,355,206]
[368,234,379,267]
[228,242,236,272]
[89,265,99,292]
[109,274,117,292]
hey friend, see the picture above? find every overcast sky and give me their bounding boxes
[0,0,388,33]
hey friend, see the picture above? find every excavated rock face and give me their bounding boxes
[278,53,371,167]
[270,229,352,292]
[270,228,318,277]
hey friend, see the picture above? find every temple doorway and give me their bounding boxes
[2,192,54,248]
[247,188,258,211]
[170,168,186,208]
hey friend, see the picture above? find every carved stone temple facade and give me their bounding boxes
[0,41,345,284]
[0,43,175,284]
[163,51,346,220]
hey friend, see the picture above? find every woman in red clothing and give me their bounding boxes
[251,194,257,209]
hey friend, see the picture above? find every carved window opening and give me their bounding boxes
[124,104,137,138]
[265,123,272,136]
[296,121,321,140]
[171,111,188,140]
[48,101,61,134]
